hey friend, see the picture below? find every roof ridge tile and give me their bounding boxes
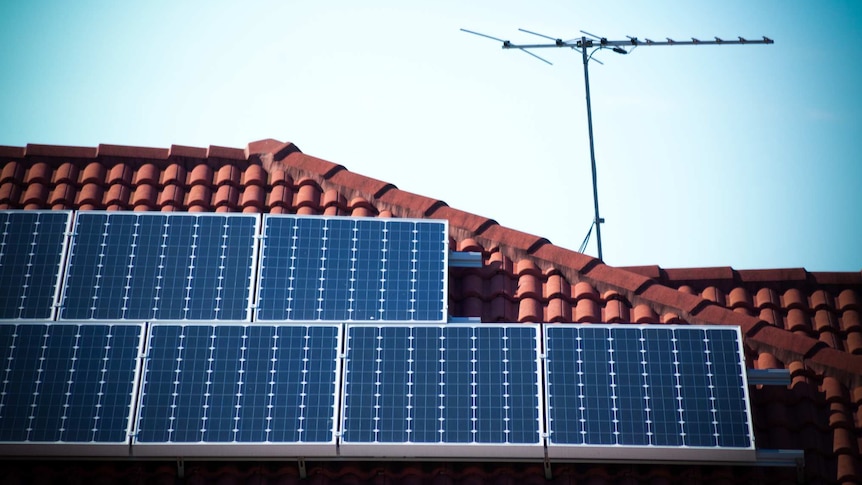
[168,144,208,159]
[207,145,246,161]
[0,146,26,158]
[26,144,97,158]
[377,188,444,218]
[97,144,169,160]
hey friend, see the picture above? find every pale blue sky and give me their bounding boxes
[2,1,860,271]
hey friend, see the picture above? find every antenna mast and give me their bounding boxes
[461,29,774,261]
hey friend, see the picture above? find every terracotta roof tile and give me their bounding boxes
[283,152,345,179]
[327,170,394,199]
[377,188,444,218]
[546,297,572,322]
[632,303,658,323]
[0,161,23,185]
[737,268,809,283]
[846,331,862,355]
[602,299,629,323]
[104,183,131,208]
[185,184,211,209]
[51,162,79,185]
[478,225,549,256]
[575,298,601,322]
[207,145,246,161]
[215,164,241,187]
[158,183,185,209]
[0,145,26,158]
[295,180,322,211]
[700,286,725,305]
[531,244,599,275]
[727,286,754,312]
[214,184,239,210]
[129,183,156,210]
[98,143,168,160]
[545,274,570,299]
[434,207,497,237]
[514,273,542,299]
[159,164,186,186]
[517,297,542,322]
[241,164,267,187]
[347,196,377,217]
[48,182,76,208]
[239,185,266,211]
[26,143,96,158]
[169,144,208,159]
[188,163,214,186]
[267,184,293,210]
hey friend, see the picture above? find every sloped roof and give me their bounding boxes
[0,139,860,484]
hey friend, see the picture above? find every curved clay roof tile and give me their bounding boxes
[159,164,187,187]
[755,287,781,310]
[727,286,753,311]
[133,163,160,186]
[517,297,543,323]
[575,298,600,323]
[0,161,23,184]
[188,164,213,187]
[515,273,542,299]
[240,164,267,187]
[107,163,133,186]
[52,162,79,185]
[546,297,572,322]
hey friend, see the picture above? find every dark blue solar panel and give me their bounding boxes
[60,212,257,321]
[545,325,753,449]
[256,216,447,322]
[0,322,142,444]
[0,211,70,320]
[341,324,541,445]
[135,324,340,445]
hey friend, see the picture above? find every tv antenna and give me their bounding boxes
[460,28,774,261]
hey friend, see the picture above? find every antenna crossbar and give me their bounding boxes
[502,36,773,50]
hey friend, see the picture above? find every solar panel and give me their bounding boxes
[256,215,448,322]
[340,324,543,458]
[59,212,258,321]
[133,323,341,457]
[544,324,755,462]
[0,322,143,456]
[0,210,71,320]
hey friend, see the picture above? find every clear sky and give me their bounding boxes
[1,1,860,272]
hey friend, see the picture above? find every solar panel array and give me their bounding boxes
[60,212,258,321]
[0,322,143,456]
[256,215,448,322]
[0,210,757,463]
[133,323,340,457]
[340,324,543,458]
[544,325,754,462]
[0,211,71,320]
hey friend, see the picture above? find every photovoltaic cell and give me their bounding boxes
[544,324,754,461]
[256,215,447,322]
[133,323,340,456]
[0,211,71,320]
[340,324,543,458]
[0,322,142,455]
[60,212,258,321]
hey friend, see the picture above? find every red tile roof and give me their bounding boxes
[1,139,860,484]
